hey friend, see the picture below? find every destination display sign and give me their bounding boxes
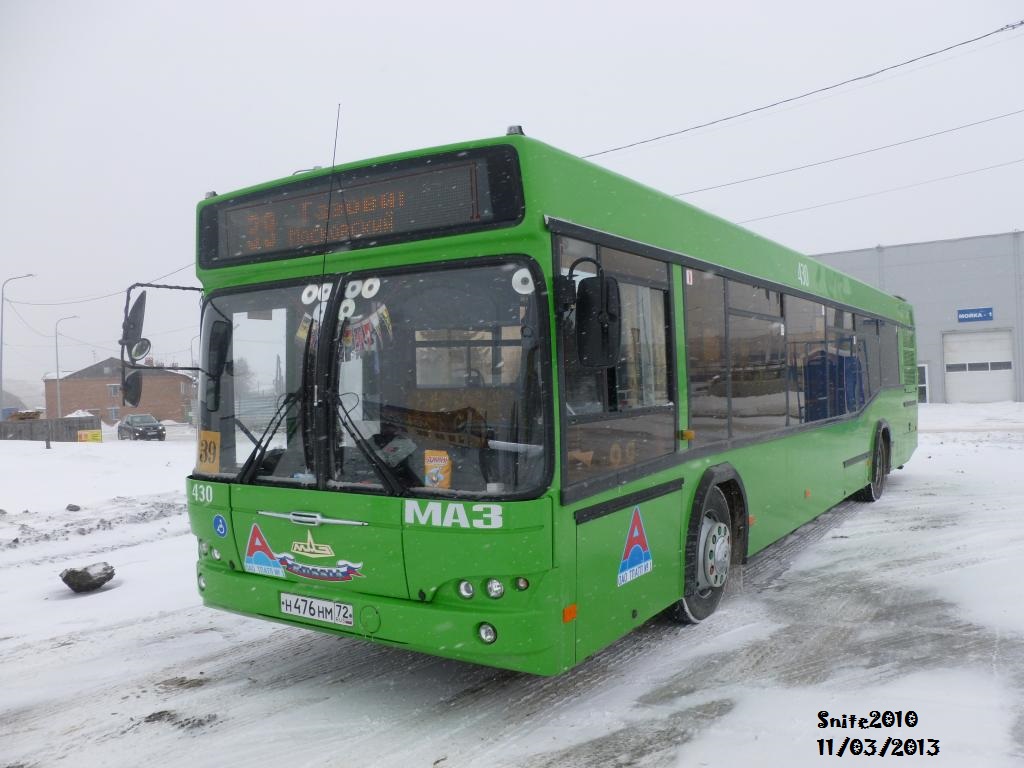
[199,146,523,267]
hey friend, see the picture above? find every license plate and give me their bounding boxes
[279,592,354,627]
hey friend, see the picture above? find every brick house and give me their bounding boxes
[45,357,196,424]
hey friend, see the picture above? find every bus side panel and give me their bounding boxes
[841,412,878,495]
[573,488,684,664]
[738,428,850,556]
[835,390,916,493]
[896,327,920,467]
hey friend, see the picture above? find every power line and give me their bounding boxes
[7,262,193,307]
[676,107,1024,196]
[4,337,115,350]
[146,323,200,338]
[584,19,1024,159]
[737,156,1024,224]
[4,300,49,337]
[2,303,119,354]
[60,333,119,353]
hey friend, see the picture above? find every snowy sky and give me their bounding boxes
[1,0,1022,389]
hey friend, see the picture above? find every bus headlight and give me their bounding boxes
[485,578,504,599]
[478,623,497,644]
[457,580,475,599]
[211,548,222,561]
[514,577,529,591]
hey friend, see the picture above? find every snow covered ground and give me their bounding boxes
[1,406,1023,767]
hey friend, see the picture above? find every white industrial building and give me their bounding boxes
[815,231,1022,404]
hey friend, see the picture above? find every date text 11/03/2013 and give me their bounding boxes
[817,737,940,758]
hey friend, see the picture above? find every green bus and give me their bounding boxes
[120,129,917,676]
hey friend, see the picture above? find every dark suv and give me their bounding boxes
[118,414,166,441]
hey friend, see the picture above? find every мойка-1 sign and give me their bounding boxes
[956,307,994,323]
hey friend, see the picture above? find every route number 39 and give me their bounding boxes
[199,438,218,465]
[197,430,221,474]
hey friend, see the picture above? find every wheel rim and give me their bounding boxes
[696,514,730,593]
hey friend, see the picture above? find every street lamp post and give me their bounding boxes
[0,273,35,417]
[54,315,78,419]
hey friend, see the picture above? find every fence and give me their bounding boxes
[0,416,102,442]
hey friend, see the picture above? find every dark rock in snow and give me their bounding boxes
[60,562,115,593]
[66,504,81,512]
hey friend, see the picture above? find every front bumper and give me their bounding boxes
[195,560,570,676]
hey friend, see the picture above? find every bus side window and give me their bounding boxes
[558,237,675,485]
[857,315,882,396]
[785,295,826,424]
[685,270,728,442]
[879,321,901,388]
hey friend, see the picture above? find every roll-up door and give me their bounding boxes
[943,330,1014,403]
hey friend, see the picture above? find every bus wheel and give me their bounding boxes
[855,433,889,502]
[671,485,732,624]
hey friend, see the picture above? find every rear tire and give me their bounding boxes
[668,485,732,624]
[855,433,889,502]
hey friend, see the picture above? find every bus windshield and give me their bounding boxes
[198,258,549,497]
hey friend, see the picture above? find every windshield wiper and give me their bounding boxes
[232,416,260,448]
[238,391,300,483]
[332,393,405,495]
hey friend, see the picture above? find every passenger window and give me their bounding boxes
[857,315,882,396]
[729,282,781,316]
[729,314,787,435]
[785,295,827,423]
[558,237,675,486]
[684,269,728,444]
[879,321,901,388]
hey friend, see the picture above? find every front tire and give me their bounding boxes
[668,485,732,624]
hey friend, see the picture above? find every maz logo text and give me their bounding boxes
[403,500,503,529]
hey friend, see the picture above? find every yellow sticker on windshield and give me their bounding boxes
[198,430,221,474]
[295,313,313,343]
[424,450,451,489]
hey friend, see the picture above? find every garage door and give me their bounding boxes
[943,330,1015,403]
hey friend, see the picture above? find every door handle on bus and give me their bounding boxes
[257,510,367,527]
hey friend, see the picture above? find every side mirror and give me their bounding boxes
[204,320,232,411]
[123,370,143,407]
[576,275,621,368]
[128,338,152,362]
[207,320,231,378]
[121,291,150,362]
